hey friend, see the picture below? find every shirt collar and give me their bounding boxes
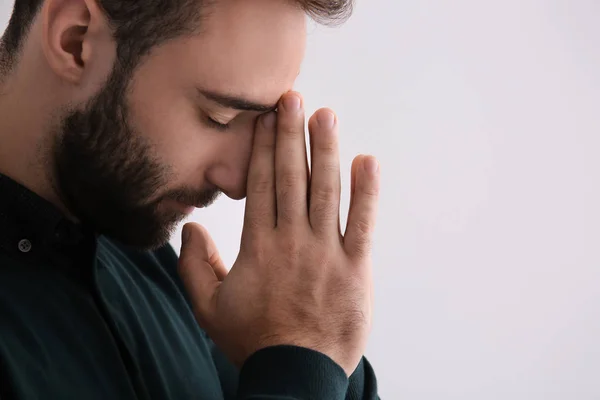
[0,173,95,265]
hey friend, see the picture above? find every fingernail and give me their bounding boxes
[182,225,191,245]
[283,94,301,111]
[262,112,276,129]
[317,111,335,130]
[363,156,379,175]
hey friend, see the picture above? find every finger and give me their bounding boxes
[348,155,365,215]
[245,112,277,231]
[344,156,380,260]
[178,223,224,324]
[275,92,309,227]
[308,108,341,236]
[191,223,228,280]
[210,249,228,282]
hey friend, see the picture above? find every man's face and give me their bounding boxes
[52,0,307,249]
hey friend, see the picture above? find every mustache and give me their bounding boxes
[164,187,222,208]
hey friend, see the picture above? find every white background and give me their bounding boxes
[2,1,599,398]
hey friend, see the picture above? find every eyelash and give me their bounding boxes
[205,116,231,131]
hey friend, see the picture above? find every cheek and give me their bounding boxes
[152,123,227,187]
[126,63,211,179]
[128,94,221,186]
[127,79,259,191]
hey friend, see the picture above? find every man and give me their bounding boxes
[0,0,381,398]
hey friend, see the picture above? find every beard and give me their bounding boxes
[51,62,220,250]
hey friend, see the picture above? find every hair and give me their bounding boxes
[0,0,354,75]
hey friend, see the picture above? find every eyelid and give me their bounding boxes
[206,116,231,131]
[199,106,233,131]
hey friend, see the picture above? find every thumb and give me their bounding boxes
[178,223,227,321]
[184,223,229,281]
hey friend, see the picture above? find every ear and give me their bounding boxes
[40,0,110,84]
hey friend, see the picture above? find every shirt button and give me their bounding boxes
[18,239,32,253]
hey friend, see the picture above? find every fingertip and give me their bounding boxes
[352,155,365,177]
[318,110,336,130]
[182,224,192,246]
[182,222,208,247]
[281,91,303,112]
[362,156,380,176]
[350,155,364,194]
[353,154,365,166]
[261,111,276,130]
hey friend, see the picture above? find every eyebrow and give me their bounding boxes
[198,88,277,113]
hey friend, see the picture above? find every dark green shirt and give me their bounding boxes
[0,174,379,399]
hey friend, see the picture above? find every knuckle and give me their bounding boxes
[243,239,276,269]
[316,140,338,154]
[306,246,329,269]
[311,184,337,203]
[361,184,380,198]
[248,177,272,195]
[244,233,266,254]
[280,171,303,189]
[311,198,338,220]
[315,162,340,181]
[351,246,369,259]
[277,211,295,226]
[348,235,372,258]
[254,140,275,153]
[352,217,373,236]
[245,213,264,232]
[277,190,304,220]
[280,122,302,137]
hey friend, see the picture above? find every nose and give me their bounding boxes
[221,173,248,201]
[206,135,254,201]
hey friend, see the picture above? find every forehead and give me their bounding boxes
[162,0,307,105]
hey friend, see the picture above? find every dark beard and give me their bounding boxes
[52,63,220,250]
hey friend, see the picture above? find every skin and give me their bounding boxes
[179,106,381,375]
[0,0,381,376]
[0,0,306,247]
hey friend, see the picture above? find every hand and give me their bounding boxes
[178,92,381,376]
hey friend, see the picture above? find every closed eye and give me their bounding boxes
[205,116,231,132]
